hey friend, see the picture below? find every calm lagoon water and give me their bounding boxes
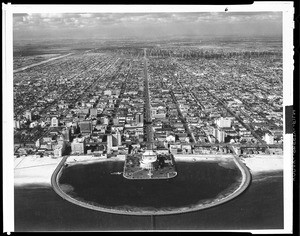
[15,161,283,231]
[58,161,241,210]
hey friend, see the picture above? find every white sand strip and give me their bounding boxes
[66,155,125,164]
[241,155,283,174]
[14,156,62,187]
[173,154,234,162]
[14,154,283,187]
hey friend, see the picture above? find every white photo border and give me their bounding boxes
[2,2,294,234]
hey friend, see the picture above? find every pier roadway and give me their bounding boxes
[51,155,251,216]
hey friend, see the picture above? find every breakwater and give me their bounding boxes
[51,155,251,215]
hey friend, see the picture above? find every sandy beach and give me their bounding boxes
[14,155,125,186]
[173,154,234,162]
[173,154,283,175]
[14,156,63,187]
[241,155,283,174]
[14,154,283,187]
[66,155,125,165]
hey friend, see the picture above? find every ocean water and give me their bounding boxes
[14,161,283,231]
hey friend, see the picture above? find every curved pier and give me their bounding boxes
[51,156,251,215]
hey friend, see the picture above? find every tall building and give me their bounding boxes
[79,121,92,134]
[14,119,20,129]
[51,117,59,127]
[265,132,274,144]
[62,127,71,142]
[112,130,122,146]
[216,117,232,128]
[71,122,79,135]
[54,137,67,157]
[24,110,32,121]
[217,129,226,143]
[71,137,86,154]
[212,127,218,138]
[102,117,109,125]
[107,134,113,153]
[136,113,143,124]
[90,108,97,117]
[104,90,112,96]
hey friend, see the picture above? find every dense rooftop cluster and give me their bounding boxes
[13,38,283,158]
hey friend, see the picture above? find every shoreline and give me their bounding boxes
[50,154,251,215]
[14,156,63,187]
[240,155,283,174]
[64,154,283,175]
[14,154,283,187]
[174,154,234,162]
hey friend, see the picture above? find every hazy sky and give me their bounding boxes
[13,12,282,40]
